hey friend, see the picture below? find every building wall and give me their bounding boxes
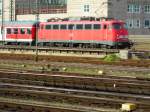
[0,0,10,21]
[108,0,127,21]
[0,0,2,17]
[17,0,109,21]
[126,0,150,35]
[0,0,2,21]
[67,0,108,18]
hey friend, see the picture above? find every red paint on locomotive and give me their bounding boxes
[38,20,130,47]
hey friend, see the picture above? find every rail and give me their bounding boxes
[0,45,119,56]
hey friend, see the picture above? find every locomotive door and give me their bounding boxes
[103,24,108,41]
[68,24,75,46]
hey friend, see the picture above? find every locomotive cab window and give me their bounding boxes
[112,23,122,30]
[76,24,83,30]
[7,28,11,34]
[93,24,101,29]
[60,24,67,29]
[53,25,59,29]
[20,28,25,34]
[85,24,92,29]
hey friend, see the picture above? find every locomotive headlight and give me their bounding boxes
[119,35,128,38]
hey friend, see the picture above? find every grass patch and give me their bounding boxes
[103,54,121,62]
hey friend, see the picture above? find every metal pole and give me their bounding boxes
[1,0,4,45]
[35,0,39,62]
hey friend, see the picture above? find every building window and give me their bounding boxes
[128,4,133,13]
[128,4,140,13]
[134,19,140,28]
[126,19,133,29]
[144,5,150,13]
[84,5,90,12]
[126,19,140,28]
[144,20,150,28]
[15,0,67,15]
[134,5,140,13]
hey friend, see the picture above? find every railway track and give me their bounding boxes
[0,45,119,57]
[0,45,150,59]
[0,69,150,111]
[0,70,150,95]
[0,97,104,112]
[1,82,150,104]
[0,83,150,111]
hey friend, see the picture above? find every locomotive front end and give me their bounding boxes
[112,22,133,48]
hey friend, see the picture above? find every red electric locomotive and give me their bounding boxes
[38,20,132,48]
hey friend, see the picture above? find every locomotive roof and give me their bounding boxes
[40,20,124,25]
[0,21,37,27]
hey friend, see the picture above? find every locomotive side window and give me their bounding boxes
[7,28,11,34]
[112,23,122,30]
[60,24,67,29]
[45,25,51,29]
[68,24,74,30]
[14,28,18,34]
[93,24,101,29]
[85,24,92,29]
[76,24,83,30]
[20,28,25,34]
[53,25,59,29]
[27,28,31,34]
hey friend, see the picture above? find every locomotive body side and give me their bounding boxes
[38,20,131,48]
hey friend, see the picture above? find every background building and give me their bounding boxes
[0,0,2,20]
[0,0,150,36]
